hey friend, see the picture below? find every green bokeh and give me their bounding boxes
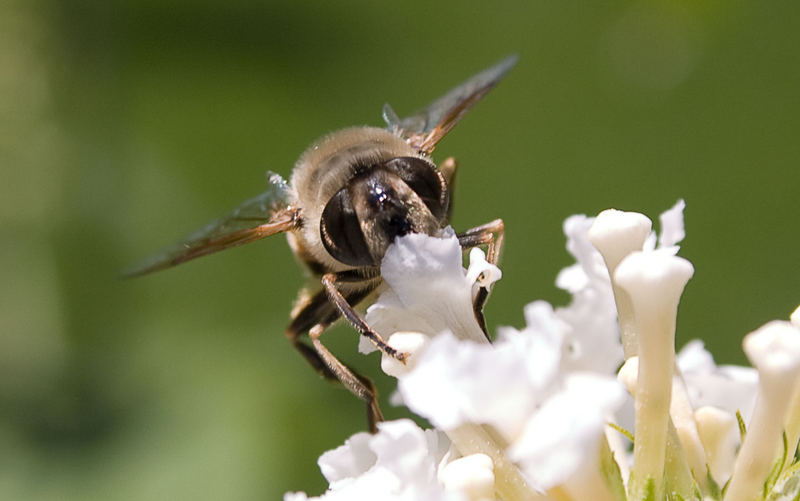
[1,0,798,499]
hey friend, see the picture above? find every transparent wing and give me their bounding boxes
[383,54,518,154]
[125,171,297,277]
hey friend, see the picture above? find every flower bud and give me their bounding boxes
[588,210,653,272]
[589,210,653,359]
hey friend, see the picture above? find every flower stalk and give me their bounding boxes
[615,251,694,501]
[618,357,696,499]
[669,372,710,491]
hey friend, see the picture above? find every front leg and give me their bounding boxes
[320,271,407,362]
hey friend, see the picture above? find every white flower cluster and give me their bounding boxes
[286,201,800,501]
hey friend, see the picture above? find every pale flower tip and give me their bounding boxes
[743,320,800,378]
[791,305,800,328]
[614,251,694,308]
[439,453,495,501]
[381,331,429,377]
[587,209,652,270]
[617,356,639,395]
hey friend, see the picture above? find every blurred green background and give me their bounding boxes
[2,0,798,499]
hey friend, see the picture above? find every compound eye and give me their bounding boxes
[320,187,376,267]
[383,157,449,222]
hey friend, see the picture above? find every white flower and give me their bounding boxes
[507,373,626,489]
[377,227,626,494]
[725,321,800,501]
[395,301,570,439]
[555,215,624,374]
[362,229,500,353]
[289,200,800,501]
[553,200,686,375]
[676,340,758,422]
[588,209,653,272]
[285,419,457,501]
[614,250,694,501]
[397,329,558,440]
[656,199,686,251]
[379,331,429,377]
[694,406,738,485]
[438,454,495,501]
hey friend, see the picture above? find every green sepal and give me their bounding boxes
[608,421,635,444]
[736,410,747,443]
[765,461,800,501]
[764,432,791,497]
[600,437,628,501]
[642,476,657,501]
[705,465,722,501]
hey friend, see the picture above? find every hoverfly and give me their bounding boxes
[128,55,516,432]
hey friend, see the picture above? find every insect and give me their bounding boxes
[128,55,516,432]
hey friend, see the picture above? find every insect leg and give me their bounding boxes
[321,272,408,363]
[286,288,343,379]
[308,323,385,432]
[457,218,505,338]
[458,218,505,264]
[285,284,384,432]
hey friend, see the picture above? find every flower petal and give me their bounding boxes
[399,328,563,440]
[677,341,758,421]
[366,230,494,345]
[508,373,626,489]
[319,432,376,483]
[297,419,456,501]
[658,199,686,250]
